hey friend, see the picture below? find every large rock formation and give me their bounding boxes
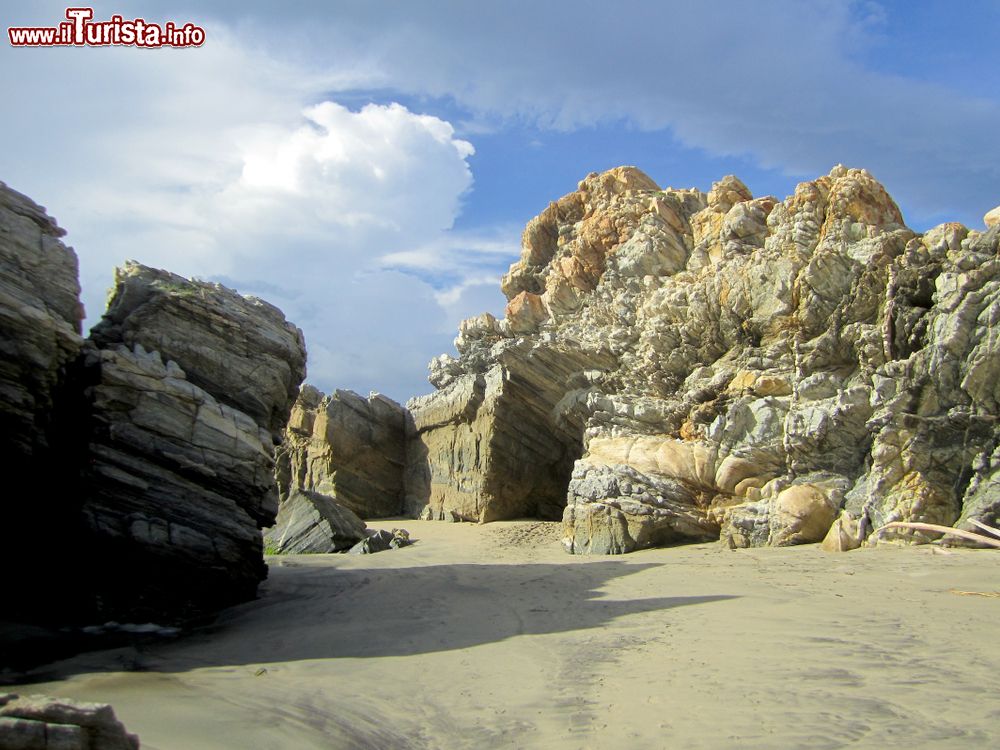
[0,181,307,625]
[78,264,307,616]
[276,387,408,519]
[415,165,1000,553]
[407,340,613,522]
[90,262,306,438]
[1,184,85,619]
[0,183,83,461]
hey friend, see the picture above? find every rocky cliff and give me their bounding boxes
[276,387,408,519]
[407,341,611,521]
[412,165,1000,553]
[78,264,306,616]
[0,182,306,626]
[90,263,306,439]
[1,183,86,620]
[0,183,83,461]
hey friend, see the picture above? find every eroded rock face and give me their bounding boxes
[277,387,408,519]
[90,262,306,438]
[78,342,279,612]
[419,164,1000,552]
[1,183,307,624]
[0,693,139,750]
[0,183,83,461]
[407,340,614,522]
[0,227,308,622]
[1,184,86,619]
[79,265,307,616]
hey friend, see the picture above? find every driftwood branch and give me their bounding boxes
[967,518,1000,540]
[873,522,1000,549]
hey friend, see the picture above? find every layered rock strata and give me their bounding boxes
[1,184,85,619]
[0,694,139,750]
[90,262,306,439]
[276,387,408,519]
[0,180,307,623]
[79,265,307,615]
[419,165,1000,553]
[0,183,83,461]
[406,339,614,522]
[264,489,368,554]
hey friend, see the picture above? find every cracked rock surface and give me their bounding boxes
[0,180,307,622]
[0,693,139,750]
[79,264,307,615]
[276,386,408,520]
[411,165,1000,553]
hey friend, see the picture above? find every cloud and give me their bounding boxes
[150,0,1000,225]
[235,101,474,232]
[5,0,999,403]
[0,15,500,400]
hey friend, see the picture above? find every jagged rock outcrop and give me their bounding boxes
[1,184,86,620]
[264,488,367,553]
[407,339,614,522]
[1,180,308,625]
[90,262,306,438]
[78,265,307,616]
[0,693,139,749]
[276,387,407,519]
[0,183,83,461]
[418,165,1000,553]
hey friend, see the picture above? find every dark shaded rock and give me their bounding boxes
[0,183,85,621]
[0,182,82,460]
[77,342,280,615]
[0,184,307,633]
[264,489,367,553]
[73,262,307,618]
[348,528,412,554]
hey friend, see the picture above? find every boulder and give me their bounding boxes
[0,694,139,750]
[984,205,1000,228]
[264,489,367,554]
[348,527,412,555]
[562,461,717,554]
[821,511,863,552]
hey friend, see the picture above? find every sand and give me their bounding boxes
[4,520,1000,749]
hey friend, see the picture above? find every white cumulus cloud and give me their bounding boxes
[0,15,502,400]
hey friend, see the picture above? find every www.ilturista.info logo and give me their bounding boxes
[8,7,205,48]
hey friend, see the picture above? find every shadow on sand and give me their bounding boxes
[12,559,737,681]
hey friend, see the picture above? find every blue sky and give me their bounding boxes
[2,1,999,401]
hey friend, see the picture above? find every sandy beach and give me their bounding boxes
[5,520,1000,749]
